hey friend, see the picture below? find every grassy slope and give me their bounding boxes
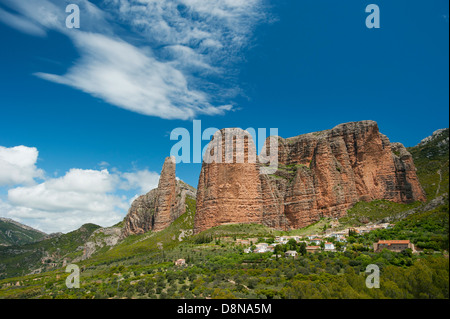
[408,128,449,200]
[85,196,197,265]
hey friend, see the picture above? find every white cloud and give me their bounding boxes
[0,145,44,186]
[0,143,165,233]
[0,0,268,120]
[121,169,160,194]
[1,204,123,234]
[45,168,119,194]
[5,168,126,233]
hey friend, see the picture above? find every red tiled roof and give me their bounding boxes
[378,240,410,245]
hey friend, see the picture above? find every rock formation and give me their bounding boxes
[78,226,122,261]
[122,156,196,237]
[194,121,426,233]
[195,128,264,234]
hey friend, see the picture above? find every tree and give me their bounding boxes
[335,242,344,252]
[297,242,307,256]
[274,245,284,260]
[287,239,297,251]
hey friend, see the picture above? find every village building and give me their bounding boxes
[306,246,321,253]
[358,226,370,234]
[285,250,298,258]
[175,259,186,266]
[324,242,335,252]
[334,235,347,243]
[253,243,271,253]
[310,238,323,245]
[373,240,414,253]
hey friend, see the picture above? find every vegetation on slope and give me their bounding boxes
[0,224,100,279]
[0,219,47,246]
[408,128,449,200]
[0,204,448,299]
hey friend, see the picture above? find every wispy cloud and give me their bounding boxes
[0,0,269,120]
[0,7,46,36]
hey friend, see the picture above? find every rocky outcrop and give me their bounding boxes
[122,189,158,237]
[122,157,196,237]
[194,121,426,233]
[77,227,122,261]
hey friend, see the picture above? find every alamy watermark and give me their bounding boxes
[64,3,379,30]
[65,264,80,289]
[169,121,279,174]
[65,4,80,29]
[365,264,380,289]
[366,4,380,29]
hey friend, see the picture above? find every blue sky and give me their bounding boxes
[0,0,448,233]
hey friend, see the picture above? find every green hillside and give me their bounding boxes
[0,209,447,299]
[0,218,47,246]
[408,128,449,200]
[0,223,100,279]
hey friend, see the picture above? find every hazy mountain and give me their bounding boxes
[0,218,47,246]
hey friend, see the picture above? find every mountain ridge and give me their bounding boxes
[0,218,47,247]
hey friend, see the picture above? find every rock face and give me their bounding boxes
[78,227,122,261]
[122,157,196,237]
[195,128,264,234]
[194,121,426,233]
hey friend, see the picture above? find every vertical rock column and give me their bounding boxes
[194,129,264,234]
[153,156,178,232]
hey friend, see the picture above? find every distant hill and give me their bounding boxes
[0,218,47,246]
[0,223,100,279]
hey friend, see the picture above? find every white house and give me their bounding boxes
[254,243,270,253]
[335,236,347,243]
[324,242,335,251]
[285,250,298,258]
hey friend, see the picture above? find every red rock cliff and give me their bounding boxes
[122,156,196,237]
[194,121,426,233]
